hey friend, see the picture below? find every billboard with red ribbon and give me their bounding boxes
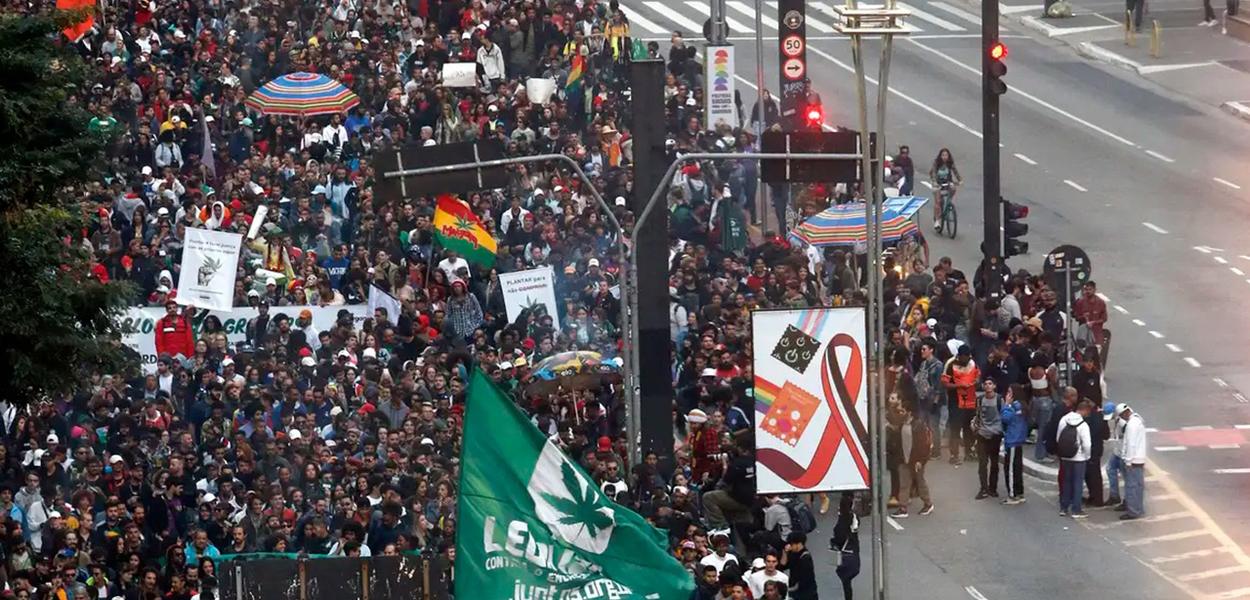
[752,307,870,493]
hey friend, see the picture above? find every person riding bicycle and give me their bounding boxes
[929,148,962,229]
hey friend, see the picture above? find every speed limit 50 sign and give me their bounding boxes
[782,35,804,57]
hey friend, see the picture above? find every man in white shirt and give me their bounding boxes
[746,553,789,599]
[438,250,470,284]
[476,37,506,83]
[321,114,350,152]
[1116,403,1148,520]
[698,531,740,577]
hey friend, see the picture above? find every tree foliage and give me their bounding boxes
[0,13,136,406]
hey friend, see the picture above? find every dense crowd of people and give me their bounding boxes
[0,0,1131,595]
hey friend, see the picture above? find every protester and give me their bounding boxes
[1116,404,1148,520]
[1057,400,1095,518]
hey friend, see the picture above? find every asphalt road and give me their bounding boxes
[621,0,1250,597]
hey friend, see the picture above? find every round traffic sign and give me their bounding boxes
[783,9,804,29]
[781,34,804,58]
[782,58,806,80]
[1043,244,1092,307]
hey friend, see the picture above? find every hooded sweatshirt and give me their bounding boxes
[1056,411,1092,462]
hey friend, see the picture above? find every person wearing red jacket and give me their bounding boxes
[154,299,195,359]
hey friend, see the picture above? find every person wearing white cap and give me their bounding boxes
[1116,403,1147,519]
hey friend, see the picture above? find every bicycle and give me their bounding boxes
[934,181,957,238]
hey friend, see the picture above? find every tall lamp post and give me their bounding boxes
[831,2,909,598]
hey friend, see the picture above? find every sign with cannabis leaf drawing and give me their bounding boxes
[499,266,561,330]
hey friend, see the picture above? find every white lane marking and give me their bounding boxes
[1146,150,1175,163]
[687,2,756,33]
[805,45,984,138]
[643,1,704,33]
[1182,425,1214,431]
[887,516,905,531]
[1096,292,1110,301]
[1154,446,1187,452]
[1090,512,1193,529]
[1214,468,1250,474]
[1124,530,1209,546]
[903,39,1138,147]
[1153,547,1229,564]
[1242,255,1250,261]
[1233,267,1245,276]
[900,2,964,31]
[1180,566,1250,583]
[1215,256,1229,264]
[921,180,934,189]
[1214,177,1243,190]
[619,5,667,33]
[1013,152,1037,165]
[931,1,982,24]
[1235,425,1250,430]
[965,586,990,600]
[1215,377,1230,388]
[1235,392,1247,403]
[726,1,779,29]
[1185,357,1202,368]
[1142,222,1169,234]
[1002,3,1044,14]
[1146,427,1159,432]
[1165,344,1182,352]
[1114,305,1129,314]
[1209,444,1242,450]
[1064,179,1088,192]
[1132,318,1146,326]
[1194,246,1213,254]
[1148,330,1164,339]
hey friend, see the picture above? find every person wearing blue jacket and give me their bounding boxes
[1000,388,1029,505]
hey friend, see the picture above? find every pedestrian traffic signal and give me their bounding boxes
[988,41,1008,96]
[1002,198,1029,256]
[804,104,824,130]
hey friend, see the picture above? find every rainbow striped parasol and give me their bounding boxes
[789,196,929,247]
[245,72,361,117]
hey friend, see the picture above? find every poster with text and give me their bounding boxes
[499,266,561,330]
[177,228,243,311]
[704,45,737,130]
[752,307,870,494]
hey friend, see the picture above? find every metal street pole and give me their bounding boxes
[754,0,767,227]
[835,3,909,598]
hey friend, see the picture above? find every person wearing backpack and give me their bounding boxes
[891,403,934,518]
[974,379,1005,500]
[1044,387,1079,493]
[1056,399,1095,518]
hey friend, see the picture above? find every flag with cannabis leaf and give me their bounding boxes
[455,370,694,599]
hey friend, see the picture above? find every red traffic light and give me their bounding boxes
[989,42,1008,60]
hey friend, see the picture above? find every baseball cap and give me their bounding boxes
[1102,401,1116,420]
[46,433,59,445]
[288,429,302,440]
[588,258,600,267]
[700,368,718,378]
[686,408,708,424]
[141,166,153,176]
[1116,402,1131,416]
[614,196,627,206]
[301,356,316,367]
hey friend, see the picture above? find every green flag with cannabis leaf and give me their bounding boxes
[455,369,695,600]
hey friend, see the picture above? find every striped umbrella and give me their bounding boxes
[789,196,929,247]
[245,72,361,117]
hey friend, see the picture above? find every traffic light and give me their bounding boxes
[988,41,1008,95]
[803,103,824,130]
[1002,198,1029,256]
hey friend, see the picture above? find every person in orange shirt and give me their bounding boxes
[942,344,980,465]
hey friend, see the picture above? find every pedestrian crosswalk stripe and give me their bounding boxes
[930,1,983,24]
[644,1,705,34]
[899,2,964,30]
[686,1,756,33]
[726,1,780,29]
[620,5,668,33]
[1151,547,1228,564]
[1177,565,1250,582]
[765,1,838,33]
[1123,529,1209,547]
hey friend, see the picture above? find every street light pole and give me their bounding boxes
[754,0,768,227]
[834,3,909,598]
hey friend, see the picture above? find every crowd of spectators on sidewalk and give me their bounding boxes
[0,0,1124,595]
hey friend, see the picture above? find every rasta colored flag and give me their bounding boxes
[455,370,695,600]
[433,194,496,267]
[566,54,585,95]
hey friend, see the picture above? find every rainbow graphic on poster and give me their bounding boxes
[704,45,738,128]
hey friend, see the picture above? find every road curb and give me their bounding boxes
[1019,15,1064,37]
[1022,455,1059,479]
[1075,41,1144,74]
[1222,101,1250,122]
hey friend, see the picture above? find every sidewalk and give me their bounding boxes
[965,0,1250,122]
